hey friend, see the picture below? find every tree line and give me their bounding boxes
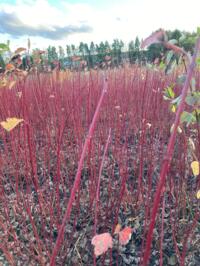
[0,29,198,72]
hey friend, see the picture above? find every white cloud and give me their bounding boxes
[0,0,199,50]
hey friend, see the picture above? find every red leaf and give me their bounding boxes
[5,63,15,71]
[141,29,166,49]
[118,227,133,245]
[163,42,186,55]
[91,233,113,256]
[114,224,121,235]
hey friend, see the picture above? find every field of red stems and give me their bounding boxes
[0,65,199,266]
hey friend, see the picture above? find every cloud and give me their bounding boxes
[0,10,92,40]
[0,0,199,50]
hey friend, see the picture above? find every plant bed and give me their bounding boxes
[0,65,199,265]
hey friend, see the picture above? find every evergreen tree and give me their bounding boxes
[128,41,135,64]
[79,42,85,57]
[71,44,76,56]
[89,41,96,67]
[66,45,71,58]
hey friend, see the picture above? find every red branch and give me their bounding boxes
[49,79,108,266]
[142,37,200,266]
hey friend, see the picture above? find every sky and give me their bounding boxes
[0,0,199,50]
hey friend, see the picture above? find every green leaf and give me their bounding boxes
[197,27,200,36]
[0,43,9,52]
[0,43,8,49]
[177,74,186,85]
[196,57,200,66]
[180,111,196,126]
[159,61,165,70]
[171,95,182,105]
[191,78,196,92]
[165,52,177,74]
[192,109,200,124]
[163,85,175,99]
[186,92,200,107]
[179,34,186,42]
[166,51,174,65]
[194,109,200,115]
[168,39,178,45]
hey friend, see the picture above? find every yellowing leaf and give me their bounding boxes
[0,78,8,88]
[14,47,26,54]
[6,63,15,71]
[0,117,24,132]
[8,80,16,90]
[191,161,199,176]
[171,105,176,113]
[196,190,200,199]
[91,233,113,257]
[118,227,133,245]
[114,224,121,235]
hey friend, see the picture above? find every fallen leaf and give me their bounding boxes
[196,190,200,199]
[114,224,121,235]
[191,161,199,176]
[91,233,113,256]
[168,255,177,265]
[118,227,133,245]
[0,117,24,132]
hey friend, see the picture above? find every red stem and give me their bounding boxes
[94,128,111,234]
[142,37,200,266]
[159,192,165,266]
[49,79,108,266]
[93,129,111,265]
[180,211,200,266]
